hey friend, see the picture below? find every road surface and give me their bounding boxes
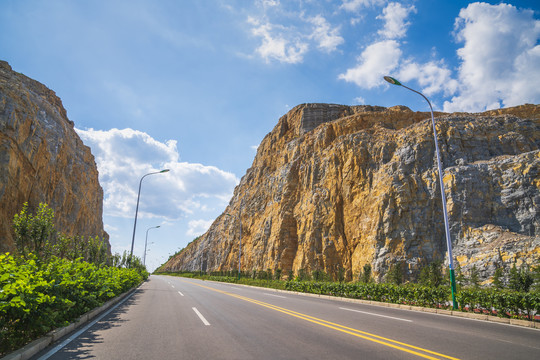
[33,275,540,359]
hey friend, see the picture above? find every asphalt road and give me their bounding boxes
[33,275,539,359]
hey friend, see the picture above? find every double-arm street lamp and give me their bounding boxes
[224,209,242,279]
[130,169,170,265]
[384,76,458,309]
[144,225,160,266]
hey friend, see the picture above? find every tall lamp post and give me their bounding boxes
[144,225,160,266]
[383,76,458,309]
[130,169,170,265]
[224,209,242,279]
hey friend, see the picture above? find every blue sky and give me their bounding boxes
[1,0,539,271]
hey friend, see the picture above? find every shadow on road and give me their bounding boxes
[32,287,147,359]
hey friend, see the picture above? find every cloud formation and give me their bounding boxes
[247,3,344,63]
[187,219,214,237]
[309,15,345,53]
[338,1,455,96]
[248,17,308,64]
[337,1,540,111]
[338,40,402,88]
[377,2,416,39]
[76,128,239,221]
[443,2,540,112]
[246,1,539,112]
[341,0,387,12]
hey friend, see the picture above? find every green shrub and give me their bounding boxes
[386,262,404,285]
[456,287,539,319]
[0,253,146,356]
[12,203,55,260]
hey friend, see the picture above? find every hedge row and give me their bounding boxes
[0,253,148,355]
[285,281,539,319]
[456,288,540,319]
[285,281,451,307]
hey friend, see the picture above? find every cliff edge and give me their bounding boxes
[0,61,109,253]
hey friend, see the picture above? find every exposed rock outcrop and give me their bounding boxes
[161,102,539,282]
[0,61,109,253]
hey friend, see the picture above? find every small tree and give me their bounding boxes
[312,269,322,281]
[532,263,540,292]
[12,202,55,260]
[509,264,534,292]
[386,261,404,285]
[337,266,346,283]
[360,264,372,283]
[296,268,310,281]
[287,269,294,281]
[492,266,504,289]
[419,261,443,287]
[469,265,480,288]
[455,262,466,289]
[430,261,443,287]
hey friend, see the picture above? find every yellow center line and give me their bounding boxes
[183,280,460,360]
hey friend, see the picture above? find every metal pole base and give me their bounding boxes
[449,268,458,310]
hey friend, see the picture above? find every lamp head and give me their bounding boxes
[160,169,170,173]
[384,76,402,86]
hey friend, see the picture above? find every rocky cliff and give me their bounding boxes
[161,102,539,283]
[0,61,109,253]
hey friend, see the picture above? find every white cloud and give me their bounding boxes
[339,1,449,102]
[338,40,401,88]
[354,96,366,104]
[340,1,540,113]
[308,15,344,53]
[442,3,540,112]
[187,219,213,237]
[260,0,279,7]
[341,0,387,12]
[398,60,458,97]
[377,2,416,39]
[248,17,308,64]
[338,2,414,89]
[76,128,239,220]
[247,7,343,64]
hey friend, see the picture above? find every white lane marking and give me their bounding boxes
[37,290,137,359]
[178,291,184,296]
[339,307,413,322]
[264,293,286,298]
[192,307,211,326]
[171,285,175,288]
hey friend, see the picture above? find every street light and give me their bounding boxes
[144,226,160,266]
[130,169,170,265]
[383,76,458,309]
[224,209,242,279]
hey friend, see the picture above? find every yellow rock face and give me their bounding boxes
[0,61,109,253]
[162,103,539,282]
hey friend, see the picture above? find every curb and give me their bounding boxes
[1,285,140,360]
[204,279,540,330]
